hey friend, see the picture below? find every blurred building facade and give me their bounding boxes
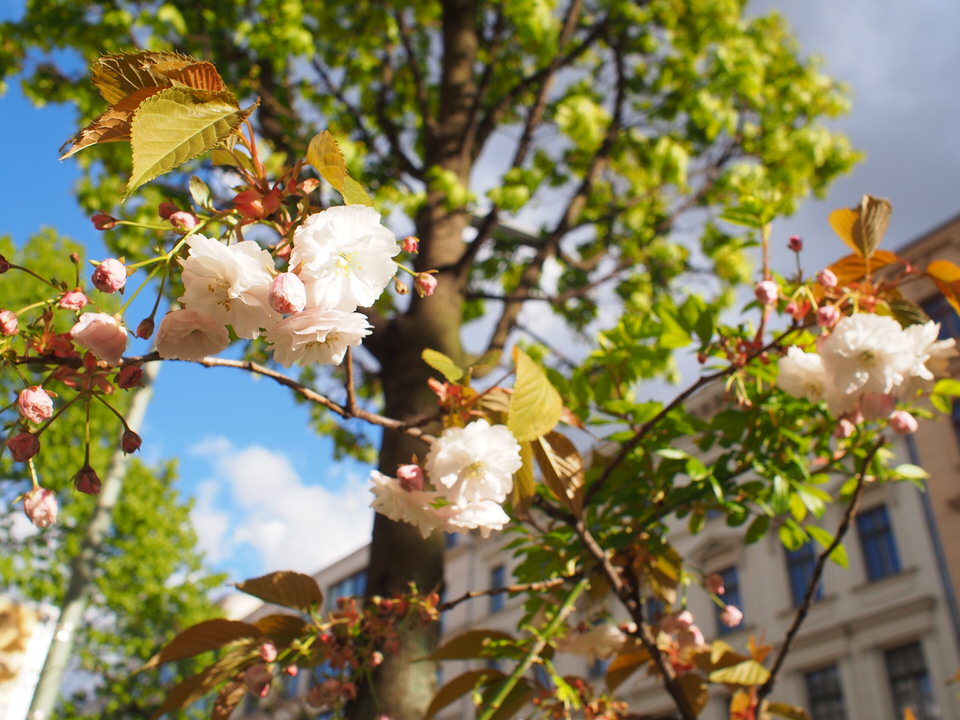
[231,215,960,719]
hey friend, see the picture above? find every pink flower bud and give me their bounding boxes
[92,258,127,294]
[0,310,19,336]
[122,429,142,454]
[73,465,101,495]
[860,392,895,421]
[402,236,420,253]
[136,318,155,339]
[817,305,840,329]
[720,604,743,628]
[18,386,53,424]
[58,290,89,311]
[23,487,58,529]
[705,573,725,596]
[70,313,128,365]
[371,651,384,667]
[396,464,424,492]
[91,212,117,230]
[817,268,838,289]
[269,273,307,314]
[414,272,438,298]
[158,202,178,219]
[754,280,779,306]
[284,665,298,677]
[675,610,694,630]
[788,235,803,252]
[7,432,39,462]
[890,410,919,435]
[259,642,278,663]
[116,364,143,389]
[243,663,273,698]
[677,625,706,650]
[834,417,856,439]
[169,211,199,231]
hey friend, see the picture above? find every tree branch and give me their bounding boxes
[393,8,435,138]
[758,436,885,700]
[437,576,568,612]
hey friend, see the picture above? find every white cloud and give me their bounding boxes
[188,439,372,576]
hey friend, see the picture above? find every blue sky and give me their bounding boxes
[3,0,960,585]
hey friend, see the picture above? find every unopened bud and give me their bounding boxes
[121,429,142,454]
[705,572,725,596]
[169,211,199,231]
[0,310,19,336]
[394,278,409,295]
[834,417,856,439]
[370,651,384,667]
[92,258,127,293]
[675,610,694,630]
[73,465,102,495]
[677,625,706,650]
[243,664,273,698]
[18,386,53,424]
[284,665,298,677]
[234,189,281,220]
[890,410,919,435]
[788,235,803,252]
[396,464,424,492]
[414,272,438,298]
[91,212,117,230]
[817,305,840,329]
[116,364,143,389]
[817,268,838,289]
[259,642,278,663]
[270,273,307,314]
[402,236,420,253]
[0,255,10,273]
[59,290,89,311]
[158,202,178,219]
[754,280,779,306]
[136,318,155,339]
[23,487,58,529]
[7,432,39,462]
[720,604,743,628]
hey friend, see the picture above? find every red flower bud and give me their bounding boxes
[158,202,178,219]
[0,255,10,273]
[7,432,40,462]
[788,235,803,252]
[122,429,142,454]
[73,465,102,495]
[92,258,127,294]
[136,318,155,339]
[414,272,438,298]
[401,236,420,253]
[116,364,143,389]
[234,188,282,220]
[23,487,58,529]
[284,665,298,677]
[91,212,117,230]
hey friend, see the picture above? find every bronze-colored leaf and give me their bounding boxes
[160,61,226,92]
[480,678,534,720]
[235,570,324,611]
[91,50,194,104]
[142,619,261,670]
[426,629,515,661]
[825,249,900,286]
[426,669,504,718]
[888,294,930,328]
[59,87,162,159]
[151,649,253,719]
[211,680,247,720]
[852,194,892,259]
[692,640,749,673]
[763,700,812,720]
[677,672,708,715]
[509,441,536,514]
[533,431,584,515]
[254,613,308,646]
[605,650,651,691]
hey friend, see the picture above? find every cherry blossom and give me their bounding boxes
[425,419,521,507]
[155,309,230,362]
[819,314,913,396]
[23,488,58,529]
[70,313,127,365]
[368,471,443,539]
[265,309,371,367]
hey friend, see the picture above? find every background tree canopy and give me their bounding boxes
[0,1,858,717]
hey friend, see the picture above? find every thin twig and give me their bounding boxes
[758,436,886,700]
[345,347,358,416]
[437,576,569,612]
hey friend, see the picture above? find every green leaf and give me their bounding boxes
[892,463,929,480]
[127,88,255,195]
[342,176,374,206]
[427,669,504,718]
[508,347,563,442]
[708,659,770,685]
[745,513,770,545]
[189,175,215,211]
[307,129,348,192]
[421,348,464,382]
[235,570,324,610]
[764,701,811,720]
[805,525,848,568]
[142,619,260,669]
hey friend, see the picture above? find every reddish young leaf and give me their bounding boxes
[59,87,163,159]
[927,259,960,315]
[235,570,324,610]
[254,613,309,645]
[160,61,226,92]
[151,649,253,719]
[142,618,261,669]
[825,249,900,286]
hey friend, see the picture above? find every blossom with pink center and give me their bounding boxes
[23,488,58,529]
[425,419,521,507]
[269,272,307,314]
[817,305,840,329]
[290,206,399,311]
[178,234,277,339]
[820,314,913,397]
[18,386,53,424]
[720,604,743,628]
[0,310,18,336]
[59,290,89,311]
[265,309,372,367]
[396,464,424,492]
[70,313,127,365]
[155,309,230,362]
[92,258,127,293]
[7,432,39,462]
[368,471,443,539]
[754,280,779,306]
[817,268,838,289]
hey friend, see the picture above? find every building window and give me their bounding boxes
[327,570,367,611]
[885,642,939,720]
[490,564,506,614]
[856,505,901,581]
[714,566,742,635]
[445,532,459,549]
[804,665,847,720]
[786,543,824,607]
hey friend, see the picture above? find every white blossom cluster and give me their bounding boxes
[369,419,523,538]
[777,314,956,421]
[155,206,398,366]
